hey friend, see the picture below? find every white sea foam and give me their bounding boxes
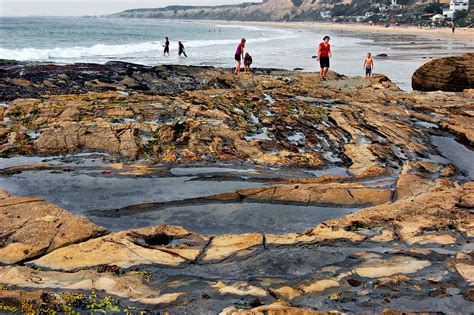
[0,33,297,62]
[0,41,162,61]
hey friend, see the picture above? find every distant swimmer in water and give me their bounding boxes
[178,41,187,58]
[363,52,374,77]
[162,37,170,56]
[234,38,246,75]
[244,52,252,75]
[317,35,331,81]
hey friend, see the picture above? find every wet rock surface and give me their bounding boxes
[0,62,239,101]
[0,183,472,313]
[0,189,106,264]
[412,53,474,92]
[0,61,473,313]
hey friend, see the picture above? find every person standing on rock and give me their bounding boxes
[317,36,332,81]
[234,38,246,75]
[163,37,170,56]
[363,52,374,77]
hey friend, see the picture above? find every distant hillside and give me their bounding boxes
[110,0,338,22]
[111,0,468,25]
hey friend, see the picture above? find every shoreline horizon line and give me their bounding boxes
[2,15,473,40]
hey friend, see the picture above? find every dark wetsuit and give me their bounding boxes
[164,39,170,55]
[178,42,187,57]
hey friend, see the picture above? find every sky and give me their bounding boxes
[0,0,259,17]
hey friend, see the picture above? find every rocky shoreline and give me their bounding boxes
[0,61,473,313]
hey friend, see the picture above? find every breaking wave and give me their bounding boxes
[0,33,296,62]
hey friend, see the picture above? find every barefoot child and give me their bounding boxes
[363,53,374,77]
[244,52,252,74]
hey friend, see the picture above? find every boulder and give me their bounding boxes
[352,254,431,278]
[229,182,391,206]
[30,225,208,270]
[0,289,60,313]
[220,301,326,315]
[0,191,107,264]
[0,266,185,306]
[34,122,140,159]
[200,233,264,263]
[412,53,474,92]
[299,278,340,294]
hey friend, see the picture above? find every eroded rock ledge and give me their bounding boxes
[0,191,106,264]
[0,179,473,313]
[1,62,473,171]
[0,61,473,313]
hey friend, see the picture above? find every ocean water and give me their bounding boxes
[0,17,472,90]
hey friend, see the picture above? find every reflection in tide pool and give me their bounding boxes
[91,202,360,235]
[0,154,358,235]
[431,135,474,180]
[0,169,267,213]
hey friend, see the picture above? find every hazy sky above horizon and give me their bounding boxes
[0,0,260,17]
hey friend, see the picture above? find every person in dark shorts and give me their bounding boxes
[244,52,253,74]
[317,35,332,81]
[363,52,374,77]
[178,41,187,57]
[234,38,246,75]
[163,37,170,56]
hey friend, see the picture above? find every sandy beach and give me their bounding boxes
[218,20,474,41]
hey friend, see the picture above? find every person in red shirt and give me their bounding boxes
[317,35,332,81]
[234,38,246,75]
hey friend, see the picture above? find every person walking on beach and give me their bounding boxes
[363,52,374,77]
[178,41,187,58]
[317,36,331,81]
[244,52,253,75]
[234,38,246,75]
[163,37,170,56]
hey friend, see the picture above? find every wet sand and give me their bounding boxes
[240,21,474,41]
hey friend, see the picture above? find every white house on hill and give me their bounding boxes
[443,0,469,19]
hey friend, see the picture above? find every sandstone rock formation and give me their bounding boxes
[0,181,472,313]
[207,182,392,206]
[0,61,473,313]
[0,190,106,264]
[412,53,474,92]
[31,225,209,270]
[1,63,472,170]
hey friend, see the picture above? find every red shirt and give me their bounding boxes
[319,42,330,58]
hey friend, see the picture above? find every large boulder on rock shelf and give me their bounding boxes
[0,190,107,264]
[412,53,474,92]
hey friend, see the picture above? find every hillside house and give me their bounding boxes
[443,0,469,19]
